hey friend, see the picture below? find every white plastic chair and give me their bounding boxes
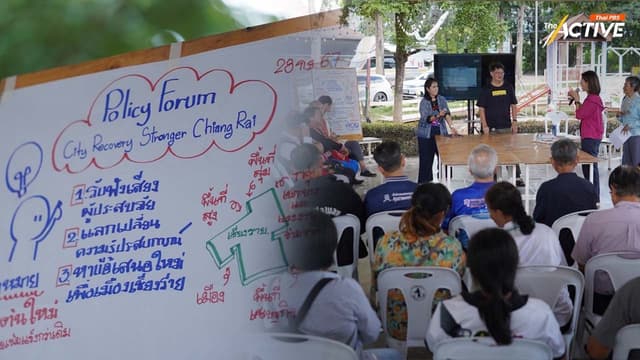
[433,337,553,360]
[613,324,640,360]
[240,332,358,360]
[544,110,569,136]
[515,265,584,360]
[551,209,599,265]
[583,252,640,331]
[365,211,404,267]
[448,215,496,249]
[332,214,361,280]
[377,266,462,357]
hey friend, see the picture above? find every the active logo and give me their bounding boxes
[543,13,625,47]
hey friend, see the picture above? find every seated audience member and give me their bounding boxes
[442,144,497,230]
[290,143,367,267]
[533,138,598,227]
[586,276,640,360]
[373,183,466,341]
[572,165,640,314]
[282,210,402,360]
[316,95,376,177]
[364,140,417,217]
[485,182,572,326]
[426,228,565,359]
[302,106,362,185]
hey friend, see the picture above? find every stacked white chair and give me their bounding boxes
[377,266,461,358]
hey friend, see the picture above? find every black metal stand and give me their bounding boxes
[467,99,481,135]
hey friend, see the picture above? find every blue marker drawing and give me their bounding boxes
[5,141,43,198]
[9,195,63,262]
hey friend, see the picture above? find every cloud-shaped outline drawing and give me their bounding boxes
[51,66,278,174]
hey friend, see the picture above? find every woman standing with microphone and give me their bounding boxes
[416,78,458,183]
[568,70,604,197]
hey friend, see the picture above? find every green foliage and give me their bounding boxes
[362,121,419,156]
[435,1,509,53]
[0,0,246,78]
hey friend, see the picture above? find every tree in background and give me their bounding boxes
[342,0,430,122]
[434,1,508,54]
[0,0,275,78]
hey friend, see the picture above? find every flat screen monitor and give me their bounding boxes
[434,53,515,101]
[434,54,482,100]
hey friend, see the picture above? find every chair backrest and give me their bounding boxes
[242,332,358,360]
[544,110,569,135]
[332,214,361,279]
[448,215,496,249]
[433,337,553,360]
[584,252,640,326]
[515,265,584,359]
[551,209,598,266]
[377,266,462,350]
[613,324,640,360]
[365,211,404,266]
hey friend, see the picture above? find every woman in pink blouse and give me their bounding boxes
[568,70,604,197]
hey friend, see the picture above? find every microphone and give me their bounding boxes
[568,88,580,105]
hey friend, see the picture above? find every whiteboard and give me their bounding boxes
[0,24,357,359]
[294,69,362,140]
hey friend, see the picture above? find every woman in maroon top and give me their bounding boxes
[568,70,604,197]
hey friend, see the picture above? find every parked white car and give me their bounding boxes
[402,71,434,99]
[357,74,393,103]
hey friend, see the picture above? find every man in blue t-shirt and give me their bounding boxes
[442,144,497,230]
[364,141,417,217]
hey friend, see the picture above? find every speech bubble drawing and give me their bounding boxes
[52,67,278,173]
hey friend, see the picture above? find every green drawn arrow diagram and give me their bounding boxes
[206,188,288,286]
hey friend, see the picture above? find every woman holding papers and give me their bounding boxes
[617,76,640,166]
[568,70,604,197]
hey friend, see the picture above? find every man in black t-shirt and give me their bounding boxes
[477,62,522,184]
[477,62,518,132]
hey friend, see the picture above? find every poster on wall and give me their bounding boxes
[0,19,358,359]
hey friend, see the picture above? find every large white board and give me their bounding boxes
[0,24,356,359]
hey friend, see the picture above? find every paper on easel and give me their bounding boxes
[609,125,631,149]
